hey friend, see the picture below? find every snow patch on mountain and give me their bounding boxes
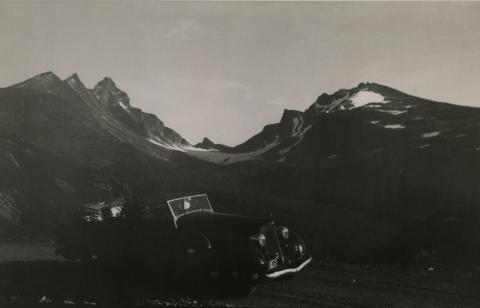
[417,144,431,149]
[278,147,291,156]
[326,94,350,113]
[148,138,187,152]
[182,144,211,152]
[377,110,407,115]
[291,116,305,137]
[422,131,441,138]
[276,124,312,161]
[118,101,130,112]
[363,104,383,109]
[5,152,19,168]
[384,124,405,129]
[0,192,18,222]
[350,91,386,108]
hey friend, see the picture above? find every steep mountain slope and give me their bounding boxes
[219,82,480,215]
[92,76,189,149]
[220,83,424,161]
[186,82,480,172]
[183,82,410,164]
[0,72,198,233]
[7,72,190,163]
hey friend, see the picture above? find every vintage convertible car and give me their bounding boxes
[56,194,311,289]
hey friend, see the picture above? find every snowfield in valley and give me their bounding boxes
[184,136,281,164]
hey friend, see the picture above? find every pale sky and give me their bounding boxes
[1,1,479,146]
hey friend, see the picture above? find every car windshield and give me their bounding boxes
[167,194,213,226]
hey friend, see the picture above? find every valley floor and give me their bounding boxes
[0,243,479,307]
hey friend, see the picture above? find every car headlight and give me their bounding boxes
[278,226,289,240]
[249,233,266,247]
[294,243,305,254]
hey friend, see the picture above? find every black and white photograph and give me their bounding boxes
[0,1,480,307]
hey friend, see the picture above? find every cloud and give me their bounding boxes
[166,20,217,41]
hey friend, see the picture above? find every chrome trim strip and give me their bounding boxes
[265,256,312,278]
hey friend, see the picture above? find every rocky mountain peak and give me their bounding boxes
[195,137,215,149]
[195,137,231,151]
[201,137,214,146]
[65,73,81,83]
[96,77,116,88]
[64,73,86,89]
[280,109,303,121]
[305,82,402,115]
[93,77,130,108]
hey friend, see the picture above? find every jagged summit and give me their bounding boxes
[198,137,215,147]
[64,73,89,91]
[3,71,192,160]
[94,77,130,108]
[95,77,118,92]
[195,137,231,151]
[64,73,81,83]
[98,76,115,84]
[94,77,123,93]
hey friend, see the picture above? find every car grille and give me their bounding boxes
[261,224,285,270]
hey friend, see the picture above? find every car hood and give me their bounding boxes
[176,212,273,234]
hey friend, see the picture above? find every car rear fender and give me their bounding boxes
[175,230,212,255]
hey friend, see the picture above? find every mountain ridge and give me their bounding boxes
[2,72,480,265]
[8,72,191,159]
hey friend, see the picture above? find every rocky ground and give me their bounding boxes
[229,264,480,308]
[0,244,479,307]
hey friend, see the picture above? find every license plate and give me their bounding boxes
[269,258,278,270]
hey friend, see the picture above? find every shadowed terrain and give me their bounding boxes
[0,248,479,308]
[2,73,480,308]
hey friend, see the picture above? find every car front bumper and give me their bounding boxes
[263,255,312,280]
